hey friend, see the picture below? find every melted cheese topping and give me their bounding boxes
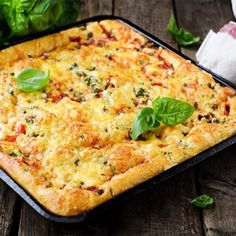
[0,20,236,198]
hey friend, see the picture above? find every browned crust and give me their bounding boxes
[0,152,165,216]
[0,28,81,67]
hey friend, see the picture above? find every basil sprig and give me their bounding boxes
[16,68,50,92]
[167,14,200,47]
[131,107,160,141]
[191,194,214,208]
[131,97,194,140]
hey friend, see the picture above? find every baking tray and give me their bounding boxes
[0,15,236,223]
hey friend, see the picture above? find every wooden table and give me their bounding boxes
[1,0,236,235]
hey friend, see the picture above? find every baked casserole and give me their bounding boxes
[0,20,236,216]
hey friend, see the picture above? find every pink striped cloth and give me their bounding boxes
[220,22,236,39]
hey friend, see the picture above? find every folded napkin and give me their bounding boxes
[196,21,236,84]
[232,0,236,19]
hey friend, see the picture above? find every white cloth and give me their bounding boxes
[232,0,236,19]
[196,23,236,84]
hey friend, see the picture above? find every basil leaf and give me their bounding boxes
[29,0,63,33]
[16,68,50,92]
[153,97,194,126]
[167,14,200,47]
[1,0,38,36]
[191,194,214,208]
[131,107,160,140]
[0,0,80,41]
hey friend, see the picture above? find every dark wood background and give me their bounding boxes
[1,0,236,235]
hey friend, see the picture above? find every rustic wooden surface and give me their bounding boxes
[0,0,236,235]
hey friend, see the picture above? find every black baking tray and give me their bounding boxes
[0,15,236,223]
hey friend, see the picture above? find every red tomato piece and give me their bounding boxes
[6,136,17,142]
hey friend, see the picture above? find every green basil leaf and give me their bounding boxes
[153,97,194,126]
[167,13,179,35]
[16,68,50,92]
[132,107,160,140]
[29,0,63,33]
[191,194,214,208]
[1,0,38,36]
[167,14,200,47]
[0,0,80,40]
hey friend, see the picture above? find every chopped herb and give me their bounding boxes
[84,76,103,94]
[9,152,17,157]
[87,32,93,40]
[74,159,80,166]
[25,115,36,124]
[134,88,148,98]
[140,60,145,65]
[103,106,108,112]
[10,72,15,76]
[103,160,108,165]
[10,90,14,96]
[88,66,96,71]
[32,132,39,137]
[69,63,78,71]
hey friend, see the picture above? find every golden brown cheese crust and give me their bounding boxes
[0,20,236,216]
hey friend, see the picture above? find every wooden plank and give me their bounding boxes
[0,180,19,236]
[106,170,202,236]
[114,0,177,48]
[175,0,236,235]
[112,0,202,235]
[79,0,113,19]
[50,218,108,236]
[17,1,112,235]
[197,146,236,236]
[18,203,50,236]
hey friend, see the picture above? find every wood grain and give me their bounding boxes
[18,203,50,236]
[114,0,177,48]
[198,146,236,236]
[113,0,202,235]
[105,170,202,236]
[175,1,236,235]
[0,181,18,236]
[79,0,113,19]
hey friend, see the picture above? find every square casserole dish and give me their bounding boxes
[0,15,236,223]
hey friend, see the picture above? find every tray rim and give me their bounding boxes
[0,15,236,223]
